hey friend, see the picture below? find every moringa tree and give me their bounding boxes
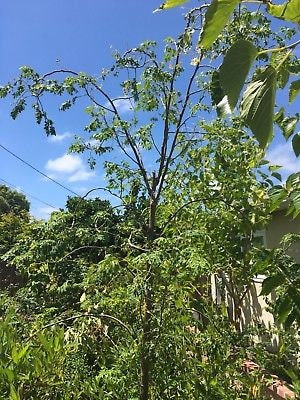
[0,7,295,399]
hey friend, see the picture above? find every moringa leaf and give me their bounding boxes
[274,107,285,123]
[289,80,300,103]
[199,0,239,49]
[154,0,189,11]
[219,40,258,110]
[241,66,277,148]
[267,0,300,24]
[271,171,282,181]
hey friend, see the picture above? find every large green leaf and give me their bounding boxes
[219,40,258,110]
[292,132,300,156]
[269,185,288,211]
[199,0,239,49]
[286,172,300,190]
[277,296,293,324]
[267,0,300,24]
[290,189,300,217]
[241,66,277,148]
[284,308,298,328]
[289,80,300,103]
[260,273,285,296]
[270,51,291,89]
[210,71,231,116]
[275,110,299,140]
[211,71,224,106]
[283,116,299,140]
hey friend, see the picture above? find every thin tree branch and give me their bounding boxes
[157,58,202,201]
[258,39,300,55]
[58,246,104,261]
[128,233,150,253]
[157,49,181,190]
[39,68,151,194]
[82,186,123,202]
[38,313,135,337]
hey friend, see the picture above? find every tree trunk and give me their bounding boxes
[139,188,156,400]
[140,290,152,400]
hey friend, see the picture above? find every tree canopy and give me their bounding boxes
[0,185,30,215]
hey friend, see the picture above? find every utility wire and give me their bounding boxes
[0,177,59,210]
[0,143,79,196]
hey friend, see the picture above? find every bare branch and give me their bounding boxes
[157,59,202,201]
[128,233,150,253]
[82,186,123,202]
[157,49,181,190]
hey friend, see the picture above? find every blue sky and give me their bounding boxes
[0,1,299,218]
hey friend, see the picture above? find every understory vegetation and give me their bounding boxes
[0,2,300,399]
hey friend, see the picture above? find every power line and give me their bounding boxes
[0,177,59,211]
[0,143,79,196]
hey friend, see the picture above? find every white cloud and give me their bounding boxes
[68,169,95,182]
[46,154,83,174]
[114,98,133,113]
[72,186,90,194]
[267,141,300,174]
[105,98,133,114]
[48,131,73,143]
[45,153,95,182]
[85,138,101,147]
[34,206,59,220]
